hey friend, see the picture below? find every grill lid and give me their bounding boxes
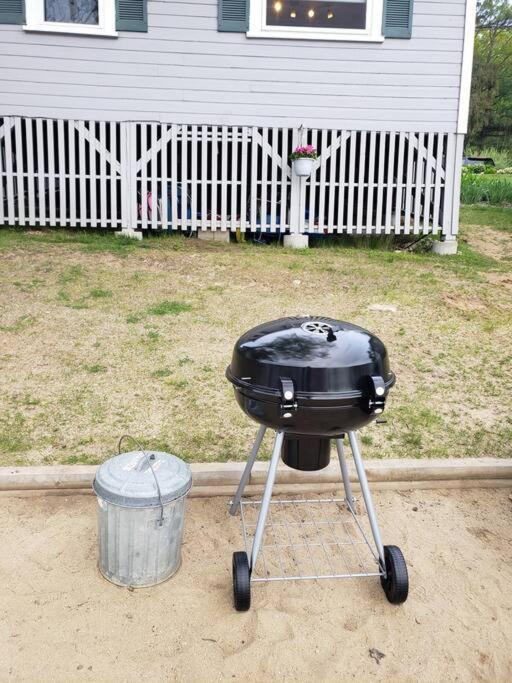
[226,316,394,401]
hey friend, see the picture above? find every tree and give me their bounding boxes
[467,0,512,147]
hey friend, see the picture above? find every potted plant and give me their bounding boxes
[290,145,317,177]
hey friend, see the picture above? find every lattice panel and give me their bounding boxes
[0,117,457,236]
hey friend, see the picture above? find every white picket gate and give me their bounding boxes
[0,116,461,237]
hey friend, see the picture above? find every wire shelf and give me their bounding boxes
[239,497,383,583]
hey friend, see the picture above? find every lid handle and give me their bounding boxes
[118,435,165,526]
[279,377,297,418]
[369,376,386,398]
[364,376,386,415]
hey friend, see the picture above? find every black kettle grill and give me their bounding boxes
[226,316,408,611]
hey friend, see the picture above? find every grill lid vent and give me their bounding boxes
[301,321,333,335]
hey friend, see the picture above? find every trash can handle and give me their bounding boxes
[117,435,165,526]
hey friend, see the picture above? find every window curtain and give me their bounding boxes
[45,0,99,24]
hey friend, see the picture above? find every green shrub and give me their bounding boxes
[462,164,496,175]
[461,173,512,205]
[462,164,486,175]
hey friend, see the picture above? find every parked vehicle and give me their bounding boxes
[463,157,496,167]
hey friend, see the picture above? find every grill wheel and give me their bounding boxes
[380,545,409,604]
[232,551,251,611]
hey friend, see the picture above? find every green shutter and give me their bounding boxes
[116,0,147,32]
[218,0,248,32]
[0,0,24,24]
[383,0,413,38]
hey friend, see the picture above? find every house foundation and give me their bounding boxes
[283,234,309,249]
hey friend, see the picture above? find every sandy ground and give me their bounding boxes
[1,488,512,682]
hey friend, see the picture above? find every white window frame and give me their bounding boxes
[247,0,384,42]
[23,0,117,37]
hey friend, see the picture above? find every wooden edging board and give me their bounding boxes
[0,458,510,497]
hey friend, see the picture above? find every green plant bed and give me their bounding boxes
[461,173,512,205]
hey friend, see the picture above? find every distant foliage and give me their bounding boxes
[468,0,512,149]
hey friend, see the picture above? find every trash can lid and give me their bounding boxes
[93,450,192,508]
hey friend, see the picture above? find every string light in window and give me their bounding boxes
[308,8,315,17]
[274,1,283,11]
[327,9,334,18]
[290,10,297,17]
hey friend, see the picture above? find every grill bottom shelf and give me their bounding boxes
[239,497,382,583]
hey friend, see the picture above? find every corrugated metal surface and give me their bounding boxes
[97,497,187,587]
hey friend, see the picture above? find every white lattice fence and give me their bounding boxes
[0,116,459,236]
[0,116,123,229]
[301,128,451,235]
[130,124,292,233]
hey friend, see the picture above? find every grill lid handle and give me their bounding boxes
[366,376,386,415]
[370,376,386,398]
[279,377,297,418]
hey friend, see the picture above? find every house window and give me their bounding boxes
[24,0,117,36]
[248,0,383,41]
[45,0,99,25]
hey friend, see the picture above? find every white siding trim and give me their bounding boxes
[457,0,477,134]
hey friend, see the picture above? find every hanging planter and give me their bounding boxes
[290,145,317,178]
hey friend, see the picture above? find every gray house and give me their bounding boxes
[0,0,476,250]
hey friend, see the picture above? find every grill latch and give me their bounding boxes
[279,377,297,418]
[366,376,386,415]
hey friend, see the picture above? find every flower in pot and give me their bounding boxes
[290,145,317,177]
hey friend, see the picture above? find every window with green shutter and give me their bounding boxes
[222,0,414,40]
[0,0,148,34]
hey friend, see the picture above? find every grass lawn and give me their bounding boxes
[0,206,511,466]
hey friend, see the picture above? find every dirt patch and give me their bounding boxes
[1,488,511,682]
[442,292,488,313]
[464,224,512,261]
[485,271,512,293]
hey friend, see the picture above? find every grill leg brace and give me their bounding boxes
[335,438,355,509]
[250,430,284,573]
[229,425,266,515]
[347,431,386,572]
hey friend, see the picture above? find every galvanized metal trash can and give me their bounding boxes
[93,448,192,587]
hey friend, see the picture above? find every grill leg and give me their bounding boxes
[347,431,386,570]
[229,425,266,516]
[250,430,284,573]
[335,438,355,509]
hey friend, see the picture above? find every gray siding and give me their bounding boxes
[0,0,466,131]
